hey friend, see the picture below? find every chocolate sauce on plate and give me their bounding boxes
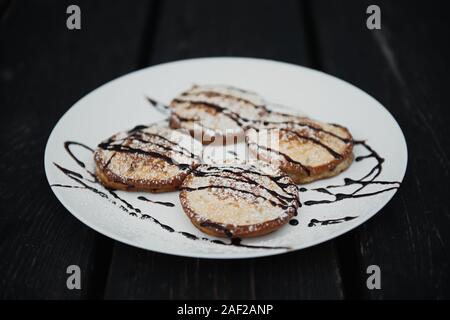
[50,92,402,251]
[52,140,287,250]
[308,216,358,227]
[302,140,400,206]
[138,196,175,208]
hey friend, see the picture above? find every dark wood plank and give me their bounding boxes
[309,0,450,299]
[0,0,11,19]
[0,0,153,299]
[104,0,344,300]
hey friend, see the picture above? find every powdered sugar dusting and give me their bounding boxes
[95,122,202,186]
[181,163,299,226]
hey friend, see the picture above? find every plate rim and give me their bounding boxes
[44,56,408,259]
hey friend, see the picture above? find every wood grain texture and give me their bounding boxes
[0,0,11,21]
[0,0,152,299]
[2,0,448,300]
[103,0,344,300]
[309,0,450,299]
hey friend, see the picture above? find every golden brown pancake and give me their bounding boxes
[169,84,268,144]
[245,112,354,184]
[180,163,300,238]
[94,123,202,192]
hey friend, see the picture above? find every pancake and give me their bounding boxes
[245,112,354,184]
[169,84,268,144]
[94,123,202,192]
[180,163,300,238]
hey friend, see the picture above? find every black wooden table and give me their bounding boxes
[1,0,449,299]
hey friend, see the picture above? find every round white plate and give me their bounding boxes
[44,57,407,259]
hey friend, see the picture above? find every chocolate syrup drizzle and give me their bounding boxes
[97,124,199,171]
[170,93,347,173]
[183,165,299,209]
[176,163,302,243]
[300,140,401,206]
[148,91,401,227]
[52,141,289,250]
[308,216,357,227]
[170,94,343,180]
[50,88,402,252]
[138,196,175,208]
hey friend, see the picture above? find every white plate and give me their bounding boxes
[44,57,407,259]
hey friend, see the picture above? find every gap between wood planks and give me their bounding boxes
[0,0,12,22]
[301,0,368,299]
[86,0,163,299]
